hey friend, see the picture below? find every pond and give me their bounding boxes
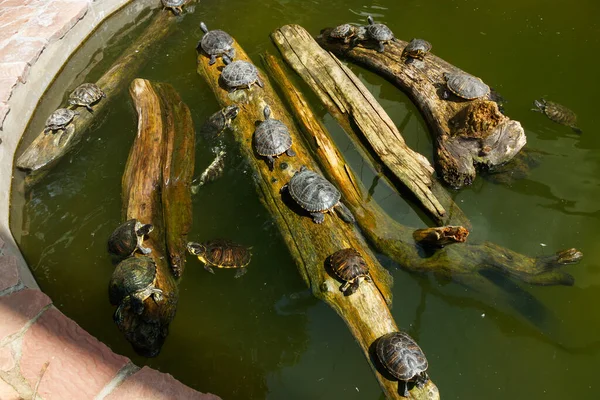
[10,0,600,399]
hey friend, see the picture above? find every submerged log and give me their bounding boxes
[413,226,469,248]
[317,27,527,189]
[196,39,438,399]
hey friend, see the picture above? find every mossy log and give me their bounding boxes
[196,39,438,399]
[316,28,526,189]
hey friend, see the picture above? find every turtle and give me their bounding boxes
[197,22,235,65]
[107,219,154,260]
[376,331,430,397]
[161,0,187,15]
[443,72,490,100]
[43,108,78,134]
[108,255,163,325]
[187,239,252,278]
[532,98,582,134]
[254,105,295,170]
[68,83,106,112]
[402,38,432,61]
[329,248,371,295]
[281,166,355,224]
[330,24,359,43]
[366,16,396,53]
[191,148,226,193]
[199,105,240,140]
[220,55,264,91]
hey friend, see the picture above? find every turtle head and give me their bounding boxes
[68,98,77,106]
[187,242,206,256]
[367,15,374,25]
[533,99,546,111]
[222,54,232,65]
[263,105,272,120]
[200,21,208,34]
[223,105,239,121]
[135,221,154,237]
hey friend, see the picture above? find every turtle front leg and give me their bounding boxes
[415,372,429,388]
[204,265,216,274]
[131,292,146,315]
[286,148,296,157]
[310,212,325,224]
[151,288,163,303]
[256,76,264,88]
[266,156,275,171]
[85,104,94,113]
[227,47,236,60]
[344,280,361,296]
[234,267,248,278]
[377,41,385,53]
[339,281,351,292]
[138,243,152,255]
[209,54,217,66]
[401,380,410,397]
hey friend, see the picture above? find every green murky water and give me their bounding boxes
[10,0,600,398]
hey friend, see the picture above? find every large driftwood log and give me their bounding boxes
[317,28,526,189]
[196,40,438,399]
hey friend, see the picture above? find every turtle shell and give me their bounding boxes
[202,239,252,268]
[44,108,77,131]
[108,255,157,306]
[221,60,259,88]
[376,331,429,382]
[162,0,185,6]
[542,101,578,126]
[200,105,239,139]
[444,73,490,100]
[330,248,369,283]
[330,24,355,39]
[254,110,292,157]
[288,167,341,213]
[107,219,148,258]
[200,28,234,56]
[403,38,432,59]
[69,83,105,106]
[367,17,394,41]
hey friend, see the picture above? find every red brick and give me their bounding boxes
[0,38,45,65]
[0,346,15,371]
[20,308,130,400]
[0,289,50,341]
[106,367,221,400]
[0,379,19,400]
[0,255,19,291]
[0,62,30,83]
[19,1,88,42]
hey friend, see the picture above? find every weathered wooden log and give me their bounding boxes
[317,27,527,189]
[196,39,438,399]
[413,226,469,248]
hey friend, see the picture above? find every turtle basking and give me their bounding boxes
[187,239,252,278]
[402,38,432,61]
[532,98,582,134]
[199,105,239,140]
[330,24,359,43]
[376,331,430,397]
[281,166,355,224]
[44,108,78,134]
[107,219,153,260]
[197,22,235,65]
[161,0,187,15]
[108,255,163,325]
[220,55,264,91]
[254,105,295,170]
[329,248,371,295]
[443,72,490,100]
[366,16,396,53]
[68,83,106,112]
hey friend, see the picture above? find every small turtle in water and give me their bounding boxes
[107,219,154,260]
[220,55,264,91]
[68,83,106,112]
[44,108,78,134]
[281,166,355,224]
[197,22,235,65]
[443,72,490,101]
[376,331,430,397]
[191,148,226,193]
[187,239,252,278]
[254,105,295,170]
[402,38,432,61]
[109,255,163,324]
[199,105,239,140]
[366,16,396,53]
[161,0,187,15]
[329,248,371,295]
[532,98,582,134]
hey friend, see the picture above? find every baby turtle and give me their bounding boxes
[254,105,295,170]
[443,72,490,100]
[187,239,252,278]
[161,0,186,15]
[199,105,239,140]
[107,219,154,260]
[532,98,582,134]
[44,108,78,134]
[221,55,264,91]
[191,148,226,193]
[376,331,430,397]
[68,83,106,112]
[329,248,371,295]
[197,22,235,65]
[366,16,396,53]
[402,38,432,61]
[108,255,163,325]
[282,166,355,224]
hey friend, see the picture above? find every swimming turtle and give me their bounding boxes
[199,105,239,140]
[281,166,355,224]
[197,22,235,65]
[161,0,186,15]
[68,83,106,112]
[187,239,252,278]
[532,98,582,134]
[220,55,264,91]
[443,72,490,100]
[402,38,432,61]
[329,248,371,295]
[43,108,78,134]
[191,148,226,193]
[107,219,154,259]
[376,331,430,397]
[108,255,163,325]
[254,105,295,170]
[366,16,396,53]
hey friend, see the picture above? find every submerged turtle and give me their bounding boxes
[199,105,240,140]
[254,105,295,170]
[402,38,432,61]
[68,83,106,112]
[187,239,252,278]
[107,219,154,259]
[443,72,490,100]
[44,108,78,134]
[221,55,264,91]
[366,16,396,53]
[532,98,582,134]
[376,331,430,397]
[329,248,371,295]
[282,166,355,224]
[161,0,187,15]
[197,22,235,65]
[108,255,163,324]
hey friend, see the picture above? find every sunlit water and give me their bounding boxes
[11,0,600,398]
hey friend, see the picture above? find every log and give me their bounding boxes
[413,226,469,248]
[316,28,527,189]
[196,38,438,400]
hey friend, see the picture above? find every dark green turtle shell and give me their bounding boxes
[200,239,252,268]
[254,106,292,157]
[444,72,490,100]
[288,167,340,213]
[107,219,138,258]
[330,248,369,283]
[402,38,432,59]
[330,24,355,39]
[69,83,105,107]
[199,22,234,56]
[367,16,394,41]
[162,0,186,7]
[221,60,260,88]
[376,331,429,381]
[108,255,157,306]
[44,108,77,132]
[534,99,580,132]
